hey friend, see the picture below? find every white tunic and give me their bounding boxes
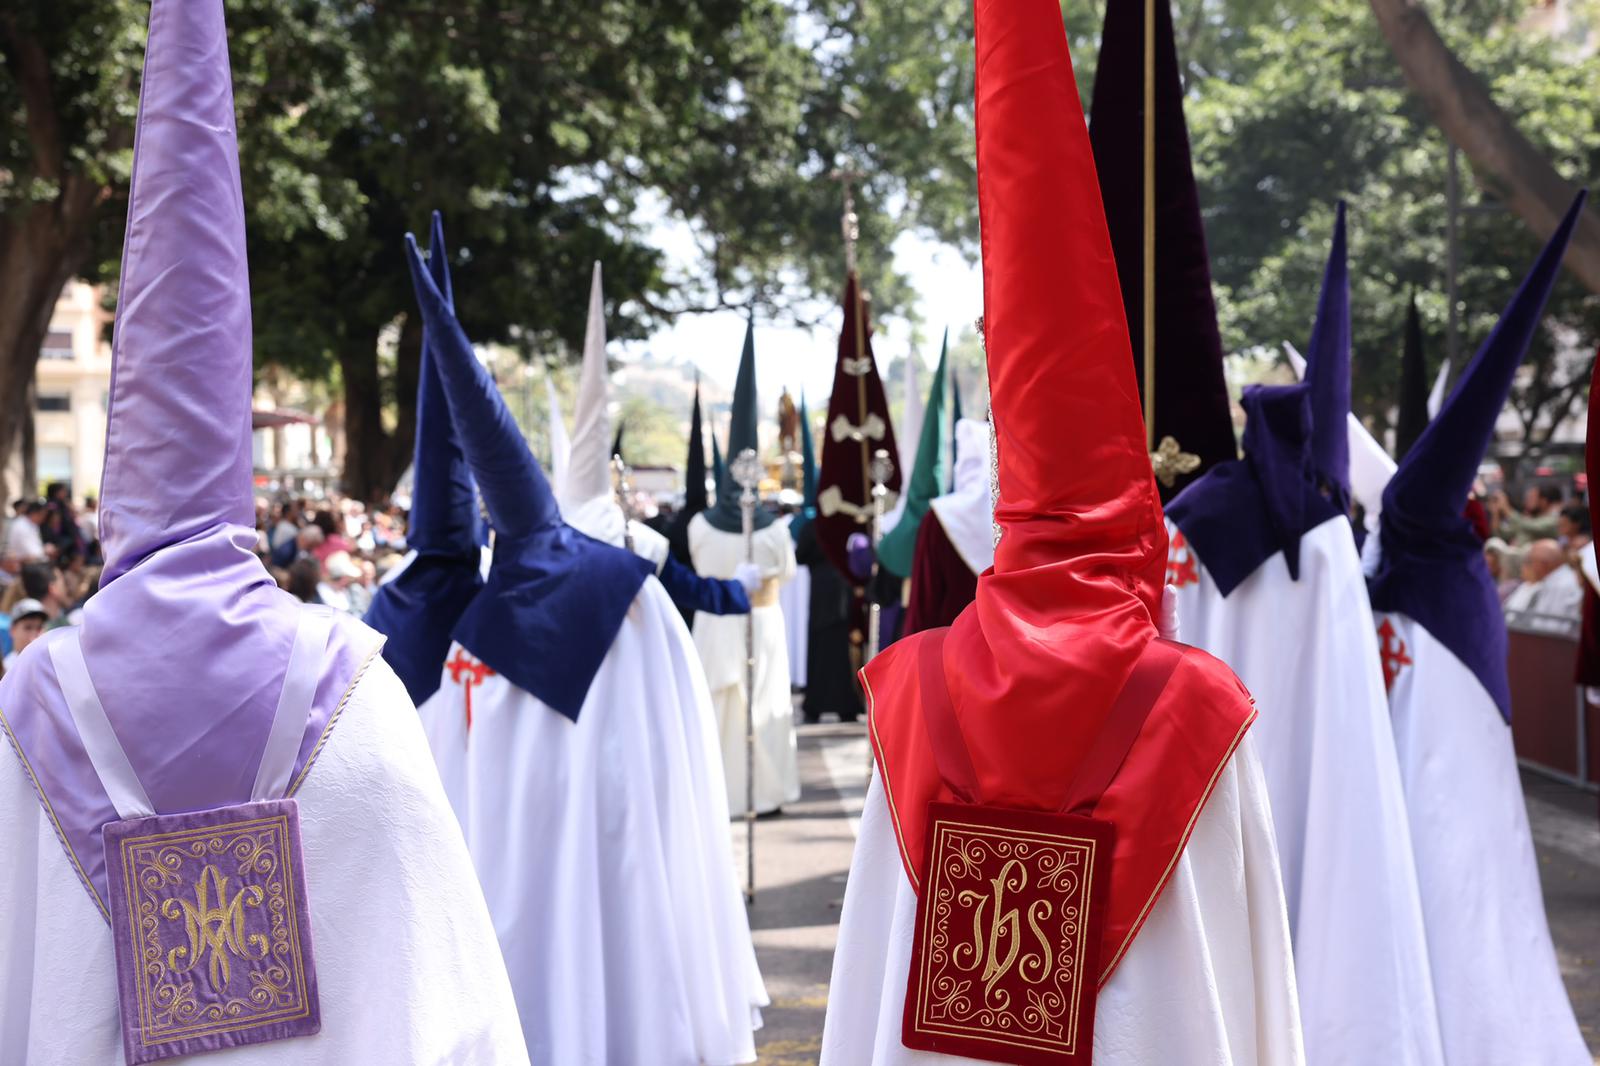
[1381,612,1590,1066]
[0,657,530,1065]
[688,514,800,816]
[1171,516,1445,1066]
[778,554,810,689]
[418,577,767,1065]
[822,739,1305,1065]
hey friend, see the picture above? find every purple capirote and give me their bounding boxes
[103,799,320,1063]
[0,0,382,918]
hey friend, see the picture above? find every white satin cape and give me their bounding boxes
[418,577,768,1065]
[0,655,530,1065]
[1171,516,1445,1066]
[1380,611,1590,1065]
[688,514,800,816]
[821,738,1305,1065]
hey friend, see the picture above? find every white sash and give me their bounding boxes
[48,606,335,820]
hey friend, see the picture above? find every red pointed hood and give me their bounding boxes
[863,0,1257,984]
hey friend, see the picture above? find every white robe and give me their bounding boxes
[779,553,810,689]
[688,514,800,816]
[1381,612,1590,1066]
[0,657,530,1065]
[1171,516,1446,1066]
[821,739,1305,1065]
[418,577,767,1065]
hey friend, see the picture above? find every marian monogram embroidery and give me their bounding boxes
[1377,617,1413,693]
[1166,529,1198,589]
[104,800,319,1063]
[903,803,1112,1065]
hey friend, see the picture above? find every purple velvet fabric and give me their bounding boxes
[104,798,319,1063]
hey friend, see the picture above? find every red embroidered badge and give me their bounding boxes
[1166,530,1198,589]
[902,802,1113,1065]
[447,649,495,730]
[1377,618,1412,693]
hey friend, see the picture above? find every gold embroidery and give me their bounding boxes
[163,864,269,986]
[1150,434,1201,488]
[121,814,311,1044]
[914,820,1092,1052]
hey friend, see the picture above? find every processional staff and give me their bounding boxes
[731,446,764,905]
[610,454,636,553]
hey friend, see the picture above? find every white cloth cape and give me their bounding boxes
[563,493,671,570]
[688,513,800,816]
[778,517,809,688]
[821,739,1305,1065]
[418,578,767,1065]
[1171,516,1445,1066]
[0,656,530,1065]
[1380,611,1590,1065]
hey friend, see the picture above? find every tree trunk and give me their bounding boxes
[19,380,36,496]
[0,199,99,501]
[1367,0,1600,293]
[335,316,421,502]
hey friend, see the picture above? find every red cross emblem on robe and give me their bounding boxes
[447,648,496,730]
[1376,618,1412,693]
[1166,529,1199,589]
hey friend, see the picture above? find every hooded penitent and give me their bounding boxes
[365,212,485,706]
[1088,0,1236,497]
[1395,294,1430,460]
[700,323,776,532]
[0,0,382,914]
[405,234,653,721]
[876,332,950,578]
[790,391,819,544]
[816,275,902,576]
[547,376,572,492]
[1371,194,1585,723]
[1168,212,1352,594]
[863,0,1257,982]
[1370,194,1592,1066]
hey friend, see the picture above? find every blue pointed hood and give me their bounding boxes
[1305,203,1352,512]
[1370,192,1586,722]
[1168,380,1341,596]
[365,212,487,705]
[404,230,651,721]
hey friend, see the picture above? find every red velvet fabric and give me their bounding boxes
[904,514,979,636]
[865,0,1258,985]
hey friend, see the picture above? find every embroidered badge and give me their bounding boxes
[447,648,496,731]
[1377,617,1413,693]
[103,799,319,1064]
[903,802,1113,1065]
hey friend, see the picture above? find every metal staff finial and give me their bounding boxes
[831,166,864,276]
[865,447,895,664]
[610,454,636,554]
[731,446,763,904]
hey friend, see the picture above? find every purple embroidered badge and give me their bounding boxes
[102,798,320,1064]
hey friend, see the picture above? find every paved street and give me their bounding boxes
[736,720,1600,1065]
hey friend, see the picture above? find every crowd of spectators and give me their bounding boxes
[1484,483,1593,634]
[0,486,412,677]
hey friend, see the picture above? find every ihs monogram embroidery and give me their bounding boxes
[447,648,496,730]
[1166,529,1198,589]
[904,803,1112,1065]
[1376,618,1413,693]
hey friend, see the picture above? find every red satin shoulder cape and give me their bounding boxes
[864,625,1257,984]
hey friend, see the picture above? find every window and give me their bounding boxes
[35,393,71,413]
[40,330,74,360]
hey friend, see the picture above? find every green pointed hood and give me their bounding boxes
[702,322,774,532]
[876,331,950,577]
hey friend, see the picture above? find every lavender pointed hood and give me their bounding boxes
[364,212,485,705]
[1371,192,1586,721]
[0,0,379,915]
[404,234,651,721]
